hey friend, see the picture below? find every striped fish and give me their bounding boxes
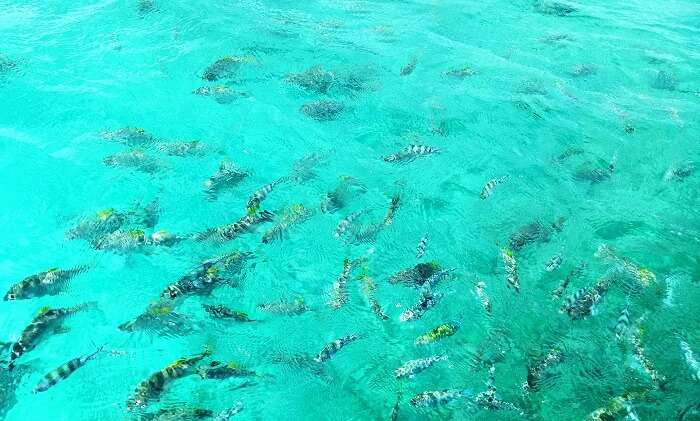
[384,193,401,226]
[261,204,313,243]
[399,289,443,322]
[395,355,447,379]
[561,278,610,320]
[501,247,520,292]
[415,234,428,259]
[329,258,353,309]
[615,306,630,341]
[34,346,103,393]
[474,281,492,314]
[246,177,287,212]
[127,349,211,410]
[551,262,586,299]
[359,274,388,321]
[203,161,249,200]
[545,253,563,272]
[161,251,252,300]
[390,390,401,421]
[631,328,663,385]
[410,389,472,407]
[314,334,361,363]
[334,209,367,238]
[524,347,564,392]
[196,211,274,242]
[382,145,440,163]
[480,176,508,199]
[400,57,418,76]
[202,304,254,322]
[9,303,92,370]
[4,265,89,300]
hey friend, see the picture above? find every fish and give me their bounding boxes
[139,407,214,421]
[409,389,472,407]
[257,296,307,316]
[388,262,441,287]
[474,364,519,411]
[587,393,643,421]
[289,152,327,184]
[420,268,454,291]
[262,204,313,243]
[535,1,576,16]
[34,346,104,393]
[389,390,401,421]
[359,273,389,321]
[203,161,249,200]
[202,56,254,81]
[595,244,656,287]
[314,334,362,363]
[8,303,92,370]
[524,347,564,392]
[384,193,401,226]
[631,326,664,386]
[501,247,520,292]
[574,157,616,184]
[552,147,584,164]
[118,305,195,338]
[561,277,611,320]
[663,162,695,182]
[127,348,211,410]
[509,217,565,251]
[320,176,366,214]
[198,361,256,379]
[551,262,586,299]
[103,149,162,173]
[193,86,248,104]
[66,208,127,241]
[100,127,154,146]
[161,251,252,301]
[445,66,476,78]
[382,145,440,163]
[203,304,254,322]
[480,176,508,199]
[545,253,563,272]
[214,403,244,420]
[474,281,492,314]
[300,100,345,121]
[615,306,630,341]
[399,289,443,322]
[395,355,447,379]
[196,211,274,242]
[680,340,700,381]
[4,265,89,300]
[154,140,210,157]
[285,66,336,94]
[334,209,367,238]
[415,322,459,345]
[400,57,418,76]
[91,229,181,253]
[345,222,385,245]
[66,200,160,241]
[415,235,428,259]
[328,258,353,309]
[246,178,287,212]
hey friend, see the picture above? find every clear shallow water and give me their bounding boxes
[1,0,699,419]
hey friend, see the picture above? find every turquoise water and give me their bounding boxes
[1,0,700,419]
